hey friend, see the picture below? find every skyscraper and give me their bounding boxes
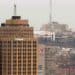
[0,16,38,75]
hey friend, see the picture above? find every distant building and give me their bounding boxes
[38,44,45,75]
[37,33,61,75]
[44,46,60,75]
[37,32,75,75]
[40,22,69,33]
[57,65,75,75]
[37,43,60,75]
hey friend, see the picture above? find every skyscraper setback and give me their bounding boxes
[0,16,38,75]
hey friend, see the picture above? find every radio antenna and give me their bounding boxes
[13,0,17,16]
[50,0,52,24]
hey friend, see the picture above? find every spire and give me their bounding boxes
[13,0,17,16]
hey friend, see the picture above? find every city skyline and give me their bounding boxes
[0,0,75,30]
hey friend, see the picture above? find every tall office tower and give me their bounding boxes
[0,16,38,75]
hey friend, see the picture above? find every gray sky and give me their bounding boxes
[0,0,75,31]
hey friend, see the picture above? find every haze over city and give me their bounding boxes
[0,0,75,30]
[0,0,75,75]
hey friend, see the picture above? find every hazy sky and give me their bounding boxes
[0,0,75,30]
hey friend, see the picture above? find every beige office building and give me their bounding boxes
[0,16,38,75]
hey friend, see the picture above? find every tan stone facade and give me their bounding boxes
[0,16,38,75]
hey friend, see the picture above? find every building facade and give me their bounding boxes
[38,44,45,75]
[0,16,38,75]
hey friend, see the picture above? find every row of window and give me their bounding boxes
[0,41,36,44]
[8,71,37,74]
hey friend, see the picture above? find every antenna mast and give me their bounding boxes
[14,0,17,16]
[50,0,55,41]
[50,0,52,24]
